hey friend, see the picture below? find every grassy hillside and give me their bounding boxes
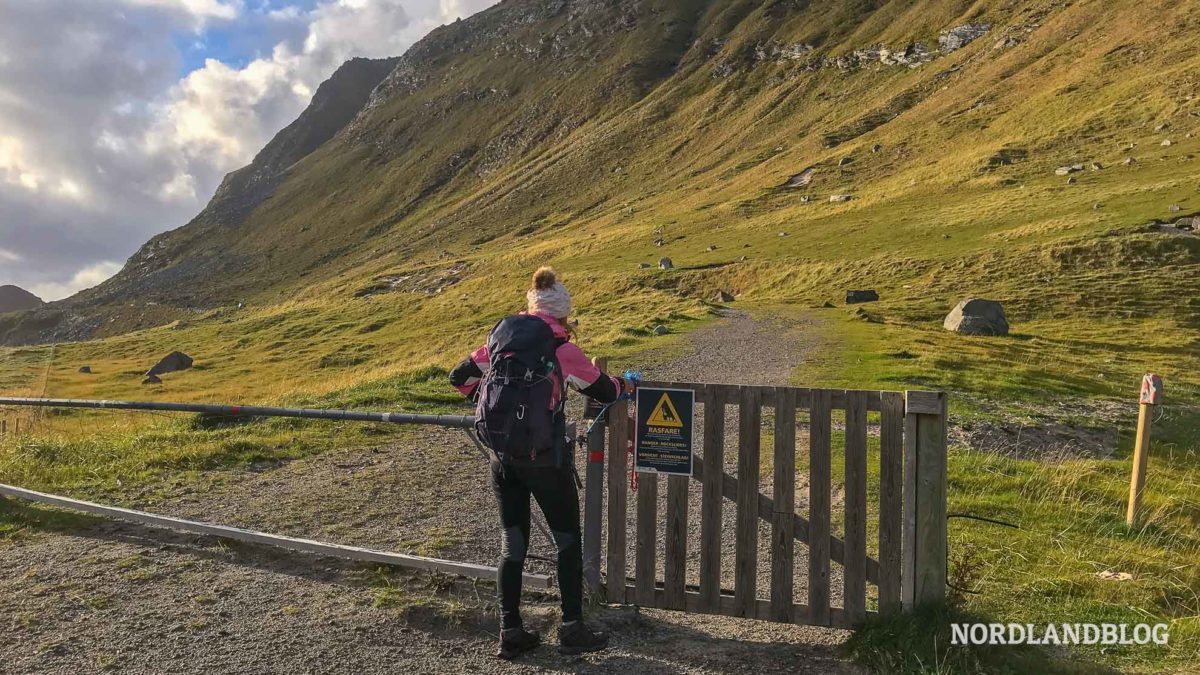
[2,0,1200,671]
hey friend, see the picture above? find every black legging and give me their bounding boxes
[492,462,582,629]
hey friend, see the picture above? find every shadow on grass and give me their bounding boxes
[843,604,1119,674]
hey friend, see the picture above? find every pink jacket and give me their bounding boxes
[452,312,620,407]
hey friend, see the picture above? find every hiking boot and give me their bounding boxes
[558,620,610,655]
[497,626,541,660]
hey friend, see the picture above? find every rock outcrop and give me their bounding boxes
[939,24,991,53]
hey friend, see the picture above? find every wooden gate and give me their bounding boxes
[580,377,948,630]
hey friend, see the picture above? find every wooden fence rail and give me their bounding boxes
[583,381,947,630]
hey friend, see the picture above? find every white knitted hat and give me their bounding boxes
[527,267,572,319]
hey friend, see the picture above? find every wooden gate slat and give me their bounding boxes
[691,452,881,585]
[734,386,761,618]
[843,390,868,624]
[606,400,629,602]
[636,472,658,607]
[664,474,688,610]
[902,403,918,608]
[808,389,832,626]
[879,391,905,614]
[770,386,797,622]
[698,386,726,611]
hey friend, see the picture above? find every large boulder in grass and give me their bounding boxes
[846,289,879,304]
[143,351,193,384]
[943,299,1009,336]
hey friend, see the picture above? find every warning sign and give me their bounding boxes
[635,387,695,476]
[646,392,684,428]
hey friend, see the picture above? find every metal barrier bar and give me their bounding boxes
[0,483,552,588]
[0,397,474,429]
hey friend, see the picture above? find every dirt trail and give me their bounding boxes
[640,309,821,385]
[0,310,862,674]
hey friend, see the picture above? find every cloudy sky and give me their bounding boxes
[0,0,497,301]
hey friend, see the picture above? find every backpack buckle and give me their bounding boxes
[516,405,526,420]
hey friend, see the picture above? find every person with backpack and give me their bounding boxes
[449,267,635,660]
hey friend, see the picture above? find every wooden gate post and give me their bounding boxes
[902,391,947,609]
[582,357,608,595]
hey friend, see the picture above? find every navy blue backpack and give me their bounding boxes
[474,315,566,464]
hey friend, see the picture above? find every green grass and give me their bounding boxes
[845,604,1082,674]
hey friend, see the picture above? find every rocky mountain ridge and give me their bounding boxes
[0,285,43,314]
[3,0,1197,346]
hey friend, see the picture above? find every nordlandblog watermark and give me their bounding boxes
[951,623,1169,646]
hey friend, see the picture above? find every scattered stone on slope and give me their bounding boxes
[143,351,194,385]
[944,299,1009,336]
[78,366,92,374]
[1161,139,1173,146]
[713,290,735,303]
[1168,204,1181,213]
[846,290,879,304]
[637,262,651,269]
[658,257,673,270]
[652,325,669,336]
[1124,157,1137,165]
[938,24,991,53]
[1067,176,1078,184]
[1155,123,1170,132]
[1055,164,1084,176]
[872,144,882,153]
[993,35,1019,50]
[838,157,852,167]
[783,167,815,188]
[829,194,853,203]
[852,307,882,323]
[1150,223,1198,237]
[1090,162,1103,171]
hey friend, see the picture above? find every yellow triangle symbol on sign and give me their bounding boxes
[647,392,684,428]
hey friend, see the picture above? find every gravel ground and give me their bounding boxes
[0,310,863,674]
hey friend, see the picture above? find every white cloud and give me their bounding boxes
[0,0,499,300]
[122,0,243,24]
[0,248,20,262]
[29,261,123,301]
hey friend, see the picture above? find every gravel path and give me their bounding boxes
[640,309,821,385]
[0,309,862,674]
